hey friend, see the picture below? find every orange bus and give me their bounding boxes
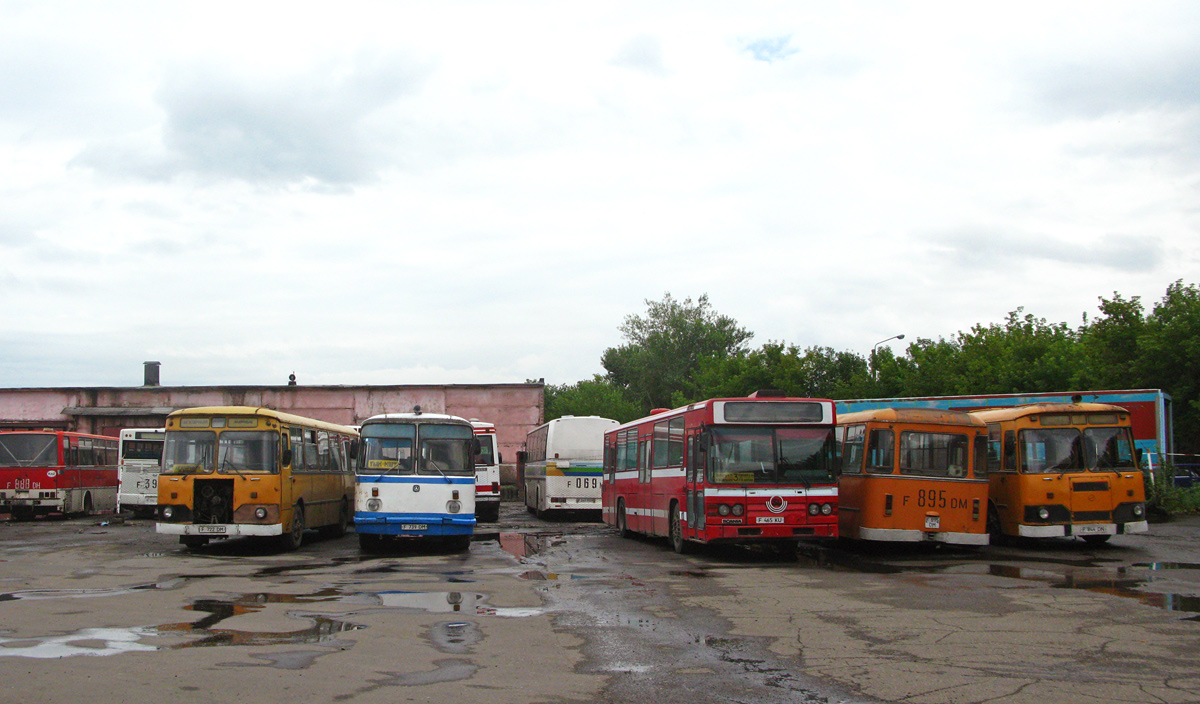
[156,407,358,551]
[970,403,1148,544]
[837,408,989,545]
[0,430,119,518]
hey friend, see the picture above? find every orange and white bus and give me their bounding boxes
[156,407,358,551]
[837,408,989,545]
[970,403,1148,544]
[603,393,839,553]
[0,430,119,518]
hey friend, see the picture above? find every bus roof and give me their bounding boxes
[969,402,1130,423]
[611,396,835,433]
[167,406,358,434]
[361,412,472,426]
[837,407,985,428]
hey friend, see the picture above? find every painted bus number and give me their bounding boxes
[573,478,599,489]
[13,478,36,491]
[916,490,972,510]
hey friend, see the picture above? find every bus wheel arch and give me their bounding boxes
[279,503,305,551]
[616,499,630,538]
[82,492,94,515]
[669,501,690,554]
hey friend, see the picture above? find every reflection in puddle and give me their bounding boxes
[157,590,363,648]
[428,621,482,654]
[0,627,158,659]
[807,548,1200,617]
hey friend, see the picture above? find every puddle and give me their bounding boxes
[0,627,158,658]
[497,532,567,559]
[428,620,482,654]
[157,590,363,648]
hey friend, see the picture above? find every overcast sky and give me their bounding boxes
[2,1,1198,389]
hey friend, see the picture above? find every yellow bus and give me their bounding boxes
[156,407,358,551]
[837,408,990,545]
[970,403,1148,544]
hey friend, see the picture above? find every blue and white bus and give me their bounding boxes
[353,410,477,551]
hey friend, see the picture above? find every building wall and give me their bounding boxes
[0,383,544,484]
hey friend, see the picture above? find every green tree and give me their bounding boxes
[1136,281,1200,454]
[1075,292,1145,389]
[545,375,643,424]
[602,294,753,413]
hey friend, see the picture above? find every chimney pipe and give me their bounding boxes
[144,361,161,387]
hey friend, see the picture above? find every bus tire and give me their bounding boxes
[616,499,630,539]
[669,502,690,554]
[359,533,383,553]
[82,492,94,516]
[1082,534,1111,545]
[449,535,472,552]
[323,500,350,539]
[181,536,208,549]
[987,503,1006,545]
[478,502,500,523]
[278,504,305,551]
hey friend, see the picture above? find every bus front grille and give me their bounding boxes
[194,479,234,524]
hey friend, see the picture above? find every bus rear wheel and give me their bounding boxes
[669,503,690,554]
[322,501,350,539]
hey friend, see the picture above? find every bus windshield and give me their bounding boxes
[418,425,474,476]
[0,434,58,467]
[217,431,277,474]
[1083,427,1137,470]
[162,431,216,474]
[709,426,837,485]
[475,434,496,466]
[1020,428,1085,473]
[359,424,416,475]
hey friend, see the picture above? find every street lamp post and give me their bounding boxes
[871,334,905,381]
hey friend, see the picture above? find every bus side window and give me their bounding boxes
[290,428,304,468]
[840,425,865,475]
[866,429,893,474]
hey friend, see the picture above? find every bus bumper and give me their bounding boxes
[355,512,476,536]
[155,523,283,537]
[858,526,989,545]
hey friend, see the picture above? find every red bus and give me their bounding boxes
[602,393,839,553]
[0,430,119,518]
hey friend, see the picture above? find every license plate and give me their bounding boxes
[756,516,784,524]
[400,524,428,531]
[1076,524,1108,535]
[197,525,226,534]
[924,516,940,530]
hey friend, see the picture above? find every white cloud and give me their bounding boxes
[0,1,1198,389]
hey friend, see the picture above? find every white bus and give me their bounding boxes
[354,411,478,552]
[117,428,164,517]
[471,420,502,523]
[522,415,618,518]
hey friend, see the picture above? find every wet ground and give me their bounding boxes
[1,505,1199,703]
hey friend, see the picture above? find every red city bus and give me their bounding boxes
[0,430,119,518]
[602,393,839,553]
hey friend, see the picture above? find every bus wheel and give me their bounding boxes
[181,536,208,549]
[358,533,383,553]
[450,535,472,552]
[669,503,690,554]
[616,500,630,539]
[279,504,305,551]
[1082,534,1111,545]
[986,503,1005,545]
[82,493,94,516]
[479,502,500,523]
[323,501,350,539]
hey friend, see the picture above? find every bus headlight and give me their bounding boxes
[447,500,462,514]
[808,504,820,516]
[1133,504,1144,517]
[717,504,731,517]
[162,506,174,519]
[254,507,268,520]
[821,503,833,515]
[731,504,745,517]
[367,499,382,512]
[1038,507,1051,520]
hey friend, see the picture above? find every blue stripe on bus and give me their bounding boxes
[354,511,475,536]
[355,475,475,484]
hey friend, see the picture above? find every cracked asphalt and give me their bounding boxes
[1,505,1198,703]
